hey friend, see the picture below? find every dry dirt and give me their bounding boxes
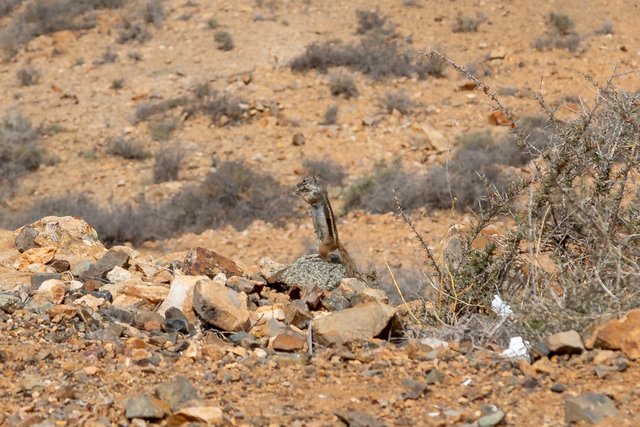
[1,0,640,425]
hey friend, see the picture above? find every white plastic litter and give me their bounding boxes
[501,336,530,359]
[491,294,514,318]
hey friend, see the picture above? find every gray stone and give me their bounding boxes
[125,395,171,420]
[425,369,444,384]
[335,409,387,427]
[193,279,250,332]
[478,406,505,427]
[313,301,400,346]
[154,376,199,411]
[85,249,130,279]
[164,307,190,334]
[565,393,619,424]
[274,254,347,292]
[30,273,62,290]
[544,330,585,356]
[0,292,23,313]
[15,226,39,253]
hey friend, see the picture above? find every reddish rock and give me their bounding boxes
[488,110,515,126]
[183,247,244,278]
[313,301,400,346]
[192,279,250,332]
[272,331,306,352]
[589,309,640,358]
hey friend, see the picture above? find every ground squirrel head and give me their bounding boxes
[296,175,326,204]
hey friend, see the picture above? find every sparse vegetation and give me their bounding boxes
[152,144,183,183]
[401,51,640,347]
[214,30,234,51]
[117,19,151,44]
[452,13,484,33]
[16,66,40,86]
[302,159,347,187]
[533,12,581,52]
[321,105,339,125]
[4,160,297,245]
[290,11,443,80]
[0,0,22,17]
[134,97,189,123]
[0,112,43,197]
[106,136,151,160]
[110,78,125,90]
[94,48,118,65]
[328,71,359,99]
[148,118,177,141]
[379,90,417,115]
[355,9,395,38]
[0,0,130,55]
[594,20,614,35]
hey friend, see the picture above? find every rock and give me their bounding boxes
[73,294,105,311]
[283,301,313,329]
[15,226,39,253]
[166,406,225,426]
[335,410,387,427]
[35,279,68,304]
[49,259,70,273]
[406,340,438,361]
[121,280,169,304]
[0,292,23,313]
[154,376,199,411]
[272,331,306,352]
[321,288,352,311]
[193,279,250,332]
[85,249,130,279]
[157,273,206,324]
[420,337,449,351]
[274,254,347,292]
[183,247,243,278]
[478,406,505,427]
[135,311,166,332]
[164,307,190,334]
[227,275,263,295]
[26,216,105,267]
[488,110,515,126]
[457,79,478,91]
[14,247,57,271]
[125,395,171,420]
[544,330,585,356]
[418,124,448,151]
[313,301,400,346]
[106,266,132,283]
[425,369,445,384]
[488,47,507,60]
[30,273,62,290]
[551,383,565,393]
[588,309,640,358]
[291,132,305,146]
[254,305,286,325]
[564,393,619,424]
[257,257,287,280]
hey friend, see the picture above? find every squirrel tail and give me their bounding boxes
[337,243,363,281]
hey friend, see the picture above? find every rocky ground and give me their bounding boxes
[2,216,640,426]
[1,0,640,425]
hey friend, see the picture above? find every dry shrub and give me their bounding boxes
[404,50,640,344]
[0,112,43,197]
[106,136,150,160]
[4,160,296,246]
[290,11,442,80]
[302,159,347,187]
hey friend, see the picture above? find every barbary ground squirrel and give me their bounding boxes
[296,176,363,280]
